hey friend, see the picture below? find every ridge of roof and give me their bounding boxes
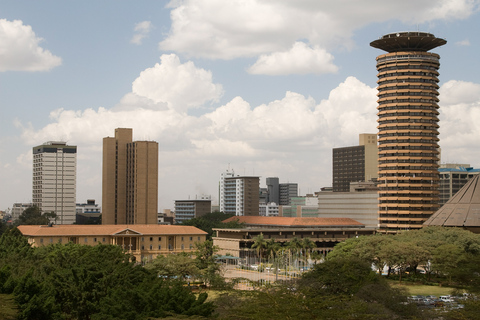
[424,175,480,228]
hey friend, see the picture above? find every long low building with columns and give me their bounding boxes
[17,224,208,262]
[213,216,376,259]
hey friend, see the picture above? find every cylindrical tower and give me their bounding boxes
[370,32,446,233]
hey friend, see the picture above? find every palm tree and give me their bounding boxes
[300,237,316,262]
[251,234,267,264]
[265,239,282,281]
[265,239,281,261]
[286,237,302,256]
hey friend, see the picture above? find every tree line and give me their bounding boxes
[328,226,480,290]
[0,228,215,320]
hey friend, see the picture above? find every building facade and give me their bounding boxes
[371,32,446,232]
[33,141,77,224]
[317,182,379,229]
[219,170,259,216]
[439,164,480,206]
[279,183,298,205]
[259,202,279,216]
[213,216,375,258]
[103,128,158,225]
[174,198,212,224]
[332,134,378,192]
[280,196,318,218]
[18,224,207,262]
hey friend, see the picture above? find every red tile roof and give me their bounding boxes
[17,224,207,237]
[222,216,364,227]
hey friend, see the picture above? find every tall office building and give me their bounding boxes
[219,169,259,216]
[279,183,298,205]
[371,32,446,232]
[33,141,77,224]
[332,133,378,192]
[103,128,158,225]
[266,177,280,204]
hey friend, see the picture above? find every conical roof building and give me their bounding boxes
[424,174,480,233]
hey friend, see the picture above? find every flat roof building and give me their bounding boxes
[332,134,378,192]
[103,128,158,225]
[174,197,212,224]
[219,169,259,216]
[33,141,77,224]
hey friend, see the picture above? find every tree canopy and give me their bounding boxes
[181,211,243,238]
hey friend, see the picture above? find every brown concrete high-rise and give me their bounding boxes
[103,128,158,225]
[370,32,446,233]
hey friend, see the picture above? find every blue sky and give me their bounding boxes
[1,1,480,212]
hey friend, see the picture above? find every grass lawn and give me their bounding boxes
[387,280,455,297]
[0,293,18,320]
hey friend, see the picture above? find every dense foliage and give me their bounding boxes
[181,212,243,238]
[15,206,56,226]
[328,227,480,290]
[214,257,419,320]
[0,228,214,320]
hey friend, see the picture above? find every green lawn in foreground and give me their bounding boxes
[388,280,455,297]
[0,293,18,320]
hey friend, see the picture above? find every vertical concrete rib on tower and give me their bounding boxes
[370,32,446,232]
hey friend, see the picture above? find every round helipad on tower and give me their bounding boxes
[370,31,446,52]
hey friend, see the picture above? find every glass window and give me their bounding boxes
[141,237,144,241]
[84,238,88,243]
[158,245,161,250]
[181,244,184,250]
[189,237,193,241]
[149,245,153,250]
[158,237,162,241]
[50,238,53,243]
[141,245,144,250]
[181,236,184,241]
[149,237,153,241]
[40,238,43,243]
[94,238,97,242]
[102,238,106,242]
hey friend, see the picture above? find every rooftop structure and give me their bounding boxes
[424,175,480,233]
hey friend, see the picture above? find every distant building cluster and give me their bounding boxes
[11,31,480,262]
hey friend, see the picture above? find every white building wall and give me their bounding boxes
[33,143,76,224]
[317,192,378,229]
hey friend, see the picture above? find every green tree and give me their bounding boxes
[145,253,201,280]
[181,211,243,238]
[16,206,56,225]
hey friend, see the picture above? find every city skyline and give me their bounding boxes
[1,1,480,211]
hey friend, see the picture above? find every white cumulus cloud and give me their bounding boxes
[131,21,152,45]
[0,19,62,72]
[131,54,223,112]
[160,0,478,60]
[247,42,338,75]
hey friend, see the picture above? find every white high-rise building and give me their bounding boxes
[219,169,259,216]
[33,141,77,224]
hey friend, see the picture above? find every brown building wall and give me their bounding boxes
[102,128,158,225]
[242,177,260,216]
[102,128,133,224]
